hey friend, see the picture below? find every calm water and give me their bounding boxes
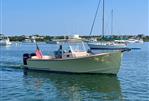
[0,42,149,101]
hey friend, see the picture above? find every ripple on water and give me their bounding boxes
[0,43,149,100]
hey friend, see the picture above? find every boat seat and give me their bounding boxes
[31,55,53,60]
[72,52,89,58]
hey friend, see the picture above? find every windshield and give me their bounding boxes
[69,42,86,52]
[62,42,87,52]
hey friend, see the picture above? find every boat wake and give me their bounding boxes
[0,62,22,69]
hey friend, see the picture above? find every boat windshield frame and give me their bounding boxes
[58,39,87,53]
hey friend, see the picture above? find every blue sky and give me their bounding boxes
[0,0,148,36]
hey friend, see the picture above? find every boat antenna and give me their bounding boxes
[89,0,101,36]
[102,0,105,39]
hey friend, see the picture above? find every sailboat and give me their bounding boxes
[88,0,127,50]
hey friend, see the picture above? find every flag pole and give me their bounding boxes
[35,41,39,50]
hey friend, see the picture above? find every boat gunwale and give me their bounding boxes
[28,51,121,61]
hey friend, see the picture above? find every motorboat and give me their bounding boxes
[0,35,12,46]
[46,40,60,44]
[23,36,36,43]
[127,38,144,43]
[23,39,124,75]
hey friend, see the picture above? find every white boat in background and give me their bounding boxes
[114,40,127,43]
[46,40,59,44]
[127,38,144,43]
[31,36,36,43]
[137,39,144,43]
[23,39,124,75]
[114,38,144,44]
[23,36,36,43]
[0,35,12,46]
[69,34,82,39]
[46,35,81,44]
[127,39,138,43]
[88,41,127,50]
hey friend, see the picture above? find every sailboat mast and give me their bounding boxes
[102,0,105,38]
[111,9,113,35]
[89,0,101,36]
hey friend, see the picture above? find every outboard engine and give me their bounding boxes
[23,53,36,65]
[23,53,30,65]
[23,53,36,75]
[30,53,36,57]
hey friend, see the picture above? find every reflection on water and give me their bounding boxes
[23,70,123,100]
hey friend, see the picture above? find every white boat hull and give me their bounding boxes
[88,43,126,50]
[0,40,12,46]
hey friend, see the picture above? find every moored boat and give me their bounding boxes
[127,38,144,43]
[0,34,12,46]
[88,42,127,50]
[46,40,60,44]
[87,0,127,50]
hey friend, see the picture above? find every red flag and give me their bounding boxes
[35,43,43,58]
[36,49,43,58]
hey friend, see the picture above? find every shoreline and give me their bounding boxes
[1,34,148,42]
